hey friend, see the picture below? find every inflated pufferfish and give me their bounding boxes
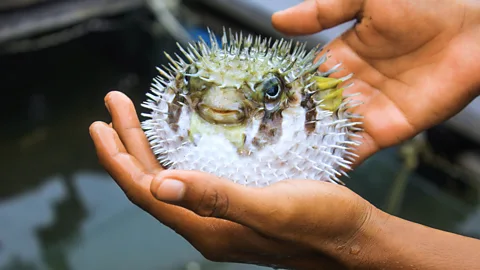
[141,28,362,187]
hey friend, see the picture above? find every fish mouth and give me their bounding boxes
[197,103,245,124]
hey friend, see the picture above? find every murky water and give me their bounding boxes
[0,4,479,270]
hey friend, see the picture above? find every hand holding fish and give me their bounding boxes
[89,0,480,268]
[90,91,369,269]
[90,92,480,270]
[272,0,480,166]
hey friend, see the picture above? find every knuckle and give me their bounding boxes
[195,187,230,218]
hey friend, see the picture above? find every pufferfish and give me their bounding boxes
[141,28,362,187]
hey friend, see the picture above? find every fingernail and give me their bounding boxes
[154,179,186,202]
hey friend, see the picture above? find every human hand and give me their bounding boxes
[89,91,379,270]
[272,0,480,165]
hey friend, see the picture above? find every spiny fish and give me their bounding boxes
[141,28,363,187]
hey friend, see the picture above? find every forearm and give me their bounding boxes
[331,209,480,270]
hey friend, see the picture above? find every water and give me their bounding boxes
[0,9,267,269]
[0,3,479,270]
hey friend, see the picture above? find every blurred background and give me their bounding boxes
[0,0,479,269]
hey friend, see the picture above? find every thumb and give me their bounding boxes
[272,0,364,35]
[149,170,341,238]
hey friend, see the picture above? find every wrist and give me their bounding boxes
[334,206,391,269]
[324,205,480,270]
[321,205,394,269]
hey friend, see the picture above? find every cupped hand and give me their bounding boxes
[89,91,379,270]
[272,0,480,165]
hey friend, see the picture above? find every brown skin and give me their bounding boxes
[90,91,480,270]
[89,0,480,269]
[272,0,480,167]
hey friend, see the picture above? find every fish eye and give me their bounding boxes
[265,84,280,99]
[260,76,284,112]
[263,77,282,101]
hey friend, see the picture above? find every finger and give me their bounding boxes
[88,125,320,262]
[149,169,289,238]
[104,91,162,173]
[339,80,412,167]
[90,120,327,261]
[90,121,208,230]
[89,122,271,240]
[315,40,411,164]
[89,121,152,191]
[149,170,352,241]
[89,121,164,213]
[271,0,364,35]
[342,79,405,157]
[89,122,362,265]
[318,37,386,88]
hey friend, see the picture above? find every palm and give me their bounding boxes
[91,92,351,269]
[273,0,480,164]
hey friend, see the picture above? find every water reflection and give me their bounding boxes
[0,170,201,270]
[0,176,66,269]
[0,11,270,269]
